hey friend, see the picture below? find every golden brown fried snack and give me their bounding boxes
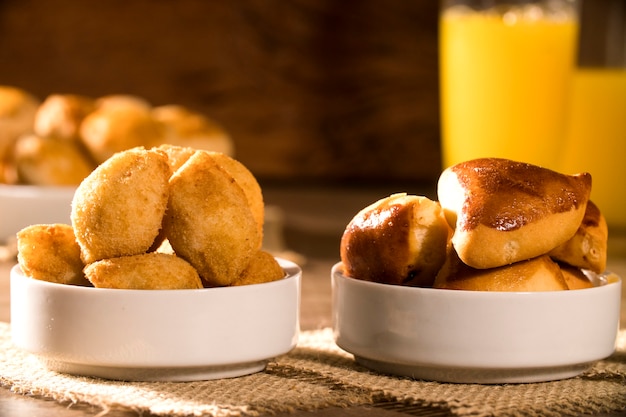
[153,105,234,156]
[84,252,202,289]
[71,147,171,264]
[16,223,89,286]
[232,250,285,286]
[157,144,197,173]
[205,151,264,245]
[80,106,166,164]
[95,94,152,112]
[549,201,608,274]
[164,151,261,287]
[33,93,96,142]
[13,134,95,186]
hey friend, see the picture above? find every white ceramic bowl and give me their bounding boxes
[0,185,75,242]
[11,258,301,381]
[332,262,622,384]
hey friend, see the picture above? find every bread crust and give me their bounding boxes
[438,158,592,269]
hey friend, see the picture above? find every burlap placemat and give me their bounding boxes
[0,322,625,417]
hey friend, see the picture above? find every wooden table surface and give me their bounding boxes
[1,184,625,417]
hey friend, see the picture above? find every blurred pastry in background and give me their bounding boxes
[12,134,95,186]
[80,105,167,164]
[33,94,96,142]
[95,94,152,112]
[0,86,40,162]
[153,105,234,156]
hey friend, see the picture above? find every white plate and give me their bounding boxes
[11,258,301,381]
[0,185,75,242]
[332,262,621,384]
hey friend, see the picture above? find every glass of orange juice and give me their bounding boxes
[560,0,626,231]
[439,0,580,171]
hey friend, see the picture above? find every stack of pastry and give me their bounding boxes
[341,158,608,291]
[0,85,233,186]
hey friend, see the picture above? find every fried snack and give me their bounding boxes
[433,251,569,292]
[13,134,95,186]
[205,151,264,245]
[438,158,591,269]
[549,201,608,274]
[153,105,234,156]
[232,250,285,286]
[84,252,202,289]
[71,147,171,264]
[340,193,452,287]
[0,85,39,162]
[157,144,197,173]
[33,94,96,141]
[80,106,166,164]
[16,224,89,286]
[560,263,594,290]
[164,150,261,287]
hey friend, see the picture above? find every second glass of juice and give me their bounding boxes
[439,0,580,171]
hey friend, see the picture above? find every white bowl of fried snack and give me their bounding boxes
[10,146,301,381]
[334,158,622,384]
[0,85,232,243]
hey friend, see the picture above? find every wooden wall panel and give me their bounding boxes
[0,0,441,183]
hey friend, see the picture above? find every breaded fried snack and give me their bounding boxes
[71,147,171,264]
[153,105,234,156]
[157,143,197,173]
[80,106,166,164]
[164,151,261,287]
[340,193,452,287]
[17,224,89,286]
[205,151,264,245]
[13,134,95,186]
[33,93,96,141]
[438,158,591,269]
[84,252,202,289]
[232,250,285,286]
[434,251,568,292]
[549,200,608,274]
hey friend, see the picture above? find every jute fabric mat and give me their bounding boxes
[0,322,625,417]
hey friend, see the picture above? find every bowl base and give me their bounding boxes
[39,358,268,382]
[355,356,594,384]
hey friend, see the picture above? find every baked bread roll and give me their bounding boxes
[340,193,451,287]
[437,158,591,269]
[549,200,607,274]
[559,263,594,290]
[433,251,568,292]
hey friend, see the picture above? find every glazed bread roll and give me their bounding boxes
[559,263,594,290]
[549,200,608,274]
[438,158,591,269]
[434,251,568,292]
[340,193,451,287]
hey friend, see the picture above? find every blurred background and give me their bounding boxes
[0,0,441,186]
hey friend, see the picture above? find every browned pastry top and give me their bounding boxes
[341,202,413,284]
[450,158,591,232]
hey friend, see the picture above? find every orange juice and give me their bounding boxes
[560,69,626,229]
[440,5,579,170]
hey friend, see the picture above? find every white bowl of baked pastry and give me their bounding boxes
[332,263,621,384]
[0,185,75,243]
[11,258,301,382]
